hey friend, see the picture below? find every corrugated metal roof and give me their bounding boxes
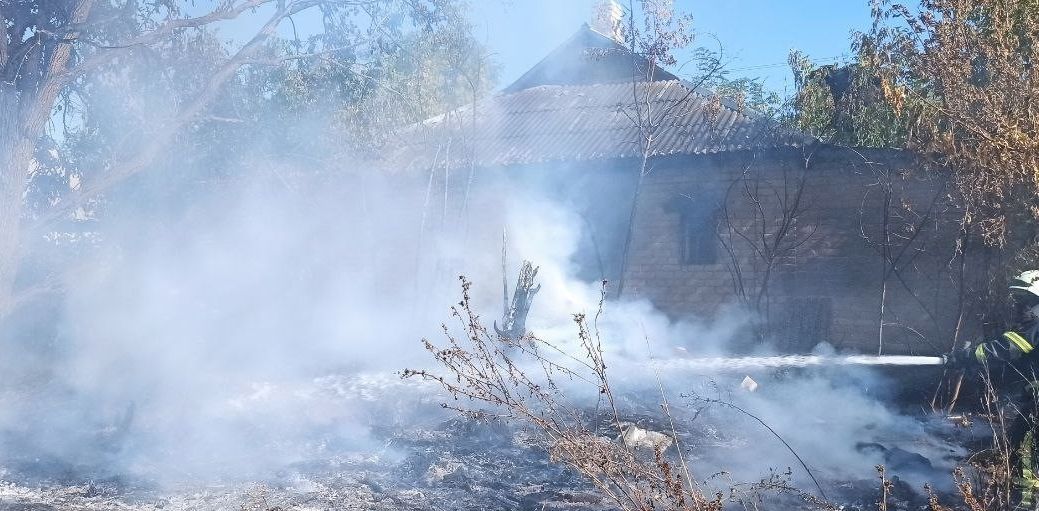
[386,80,814,172]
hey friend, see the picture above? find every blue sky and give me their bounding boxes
[216,0,874,94]
[471,1,874,93]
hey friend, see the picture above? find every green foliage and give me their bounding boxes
[709,71,783,119]
[786,48,906,148]
[38,0,495,219]
[866,0,1039,246]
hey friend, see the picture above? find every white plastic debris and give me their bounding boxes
[617,422,674,451]
[740,375,759,392]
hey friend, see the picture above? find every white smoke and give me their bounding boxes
[0,15,969,498]
[0,143,971,502]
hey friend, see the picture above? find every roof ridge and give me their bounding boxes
[388,77,815,172]
[431,80,796,134]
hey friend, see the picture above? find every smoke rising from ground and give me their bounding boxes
[0,14,966,494]
[0,145,969,497]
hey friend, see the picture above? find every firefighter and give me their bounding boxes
[947,270,1039,510]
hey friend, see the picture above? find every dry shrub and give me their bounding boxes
[929,365,1039,511]
[403,277,834,511]
[868,0,1039,246]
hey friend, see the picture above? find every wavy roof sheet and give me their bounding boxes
[388,80,814,172]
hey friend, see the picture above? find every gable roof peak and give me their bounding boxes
[503,24,678,93]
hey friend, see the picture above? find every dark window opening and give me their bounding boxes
[679,208,719,265]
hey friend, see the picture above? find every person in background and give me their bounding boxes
[947,270,1039,510]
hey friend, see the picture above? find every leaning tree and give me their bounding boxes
[0,0,477,316]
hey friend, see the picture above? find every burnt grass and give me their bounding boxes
[0,375,991,511]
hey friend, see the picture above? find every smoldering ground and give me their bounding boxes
[0,55,972,498]
[0,151,975,504]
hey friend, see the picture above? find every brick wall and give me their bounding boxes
[430,148,989,355]
[621,147,977,355]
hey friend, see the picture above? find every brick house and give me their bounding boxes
[391,22,986,355]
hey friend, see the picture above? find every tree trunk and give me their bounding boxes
[0,0,299,318]
[0,0,97,317]
[0,86,33,316]
[614,158,648,298]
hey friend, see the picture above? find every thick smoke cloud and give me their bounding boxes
[0,7,969,493]
[0,147,970,494]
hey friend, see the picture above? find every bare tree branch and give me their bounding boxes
[28,0,322,235]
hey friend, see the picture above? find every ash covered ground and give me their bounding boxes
[0,371,989,511]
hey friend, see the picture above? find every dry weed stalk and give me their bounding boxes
[925,366,1038,511]
[404,276,724,510]
[404,277,842,511]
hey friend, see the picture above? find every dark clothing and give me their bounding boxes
[969,322,1039,368]
[962,320,1039,510]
